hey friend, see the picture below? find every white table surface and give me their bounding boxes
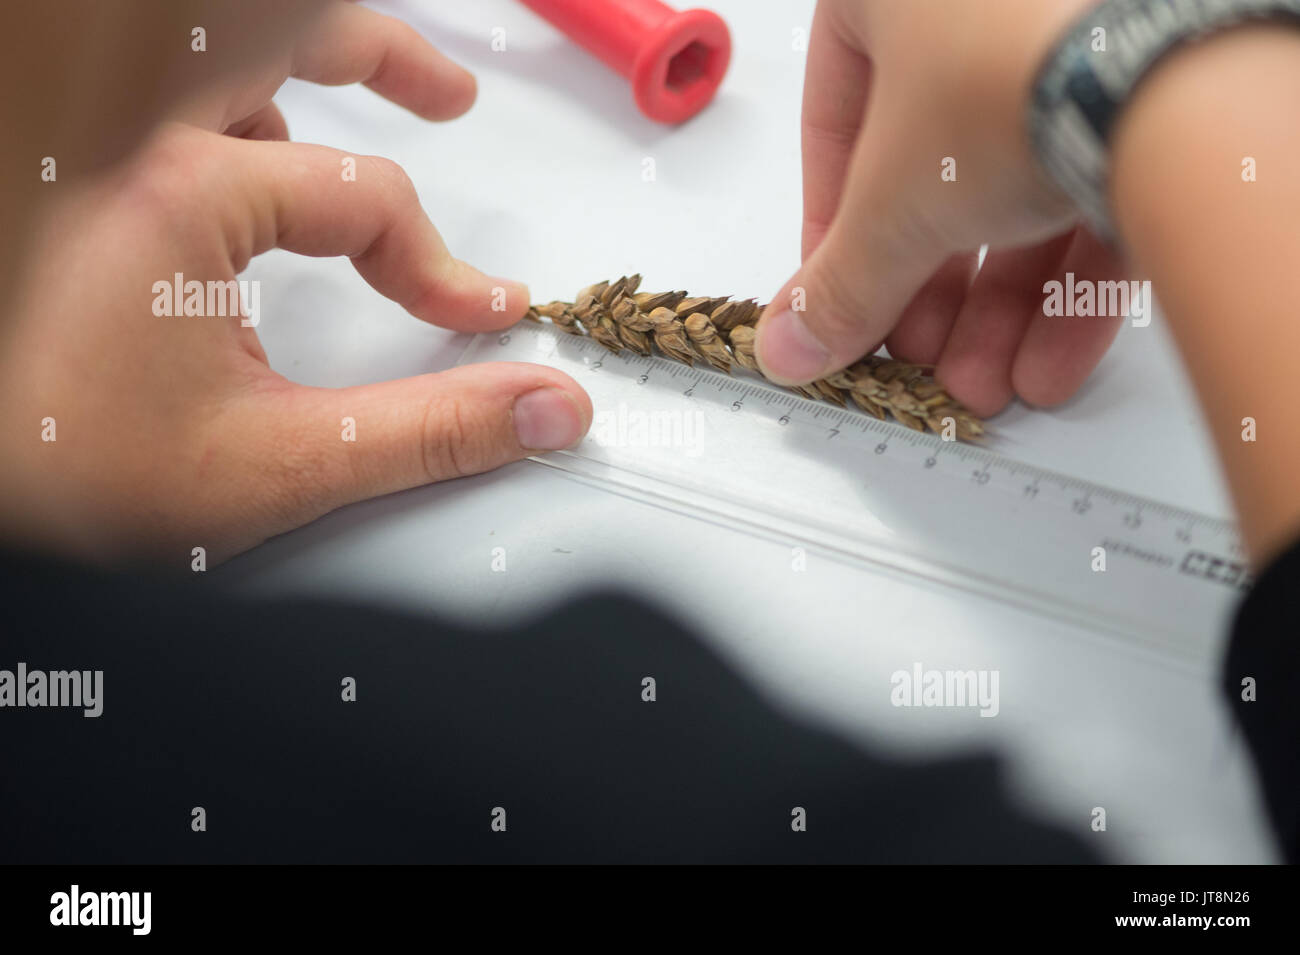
[218,0,1275,862]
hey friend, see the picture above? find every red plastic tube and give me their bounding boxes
[518,0,731,124]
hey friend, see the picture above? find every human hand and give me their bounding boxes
[0,9,591,564]
[757,0,1128,417]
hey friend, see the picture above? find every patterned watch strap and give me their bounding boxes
[1028,0,1300,241]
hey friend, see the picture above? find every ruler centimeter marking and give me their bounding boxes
[463,321,1245,657]
[500,319,1236,531]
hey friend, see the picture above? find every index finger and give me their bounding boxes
[292,1,477,122]
[209,132,528,331]
[800,2,873,262]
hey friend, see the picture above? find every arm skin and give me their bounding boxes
[1111,25,1300,566]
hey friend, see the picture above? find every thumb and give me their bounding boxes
[755,153,950,385]
[242,362,592,532]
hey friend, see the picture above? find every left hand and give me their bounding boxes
[0,3,592,564]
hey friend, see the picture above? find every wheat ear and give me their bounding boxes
[526,275,984,442]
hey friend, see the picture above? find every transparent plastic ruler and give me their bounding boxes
[459,321,1247,660]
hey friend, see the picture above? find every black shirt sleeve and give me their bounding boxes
[0,549,1094,863]
[1222,537,1300,863]
[10,535,1296,864]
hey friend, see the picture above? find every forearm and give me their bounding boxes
[1111,25,1300,565]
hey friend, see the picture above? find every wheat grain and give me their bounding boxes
[526,276,985,442]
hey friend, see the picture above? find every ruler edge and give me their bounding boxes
[466,322,1238,534]
[460,323,1243,658]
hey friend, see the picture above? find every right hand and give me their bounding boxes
[757,0,1128,418]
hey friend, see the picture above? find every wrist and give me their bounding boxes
[1111,25,1300,241]
[1109,24,1300,562]
[1029,1,1300,240]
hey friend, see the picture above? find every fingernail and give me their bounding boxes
[513,387,584,451]
[757,308,831,384]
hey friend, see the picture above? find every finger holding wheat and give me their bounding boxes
[526,275,985,442]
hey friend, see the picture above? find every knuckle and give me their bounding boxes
[421,394,502,481]
[805,263,870,340]
[363,155,418,203]
[802,117,858,154]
